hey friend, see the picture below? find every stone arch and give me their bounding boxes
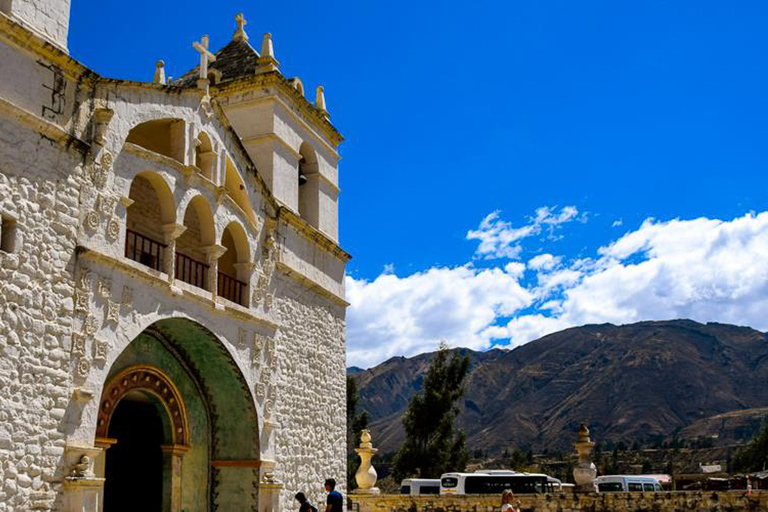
[298,142,319,226]
[96,317,261,512]
[194,130,215,180]
[125,171,176,272]
[175,195,215,290]
[96,365,190,446]
[125,118,186,164]
[218,221,250,306]
[224,156,256,224]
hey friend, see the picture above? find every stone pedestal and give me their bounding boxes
[572,424,597,493]
[352,429,380,495]
[61,443,106,512]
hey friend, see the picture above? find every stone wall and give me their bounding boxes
[3,0,72,51]
[273,273,347,508]
[350,491,768,512]
[0,112,83,511]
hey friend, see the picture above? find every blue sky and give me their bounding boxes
[70,1,768,367]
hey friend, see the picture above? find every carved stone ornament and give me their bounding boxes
[251,333,266,365]
[121,286,133,309]
[106,300,120,325]
[93,339,108,362]
[74,289,90,313]
[264,398,274,419]
[71,332,87,357]
[76,357,91,379]
[97,277,112,299]
[91,165,108,189]
[97,194,117,216]
[255,382,265,400]
[70,455,91,478]
[106,217,120,241]
[100,151,113,173]
[85,211,99,231]
[77,269,92,291]
[238,328,247,348]
[83,314,98,336]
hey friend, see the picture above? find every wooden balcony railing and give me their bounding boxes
[175,252,209,290]
[125,229,166,271]
[218,272,246,306]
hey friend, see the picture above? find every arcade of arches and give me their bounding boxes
[92,319,260,512]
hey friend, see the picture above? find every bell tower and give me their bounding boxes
[1,0,72,51]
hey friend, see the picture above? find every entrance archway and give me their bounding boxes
[98,365,191,512]
[103,396,164,511]
[95,318,260,512]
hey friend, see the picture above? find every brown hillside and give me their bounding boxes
[350,320,768,454]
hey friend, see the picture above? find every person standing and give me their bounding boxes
[324,478,343,512]
[500,489,521,512]
[294,492,318,512]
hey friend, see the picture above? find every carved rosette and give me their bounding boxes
[84,211,99,231]
[106,217,120,241]
[97,366,190,446]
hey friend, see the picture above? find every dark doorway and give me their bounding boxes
[104,394,164,512]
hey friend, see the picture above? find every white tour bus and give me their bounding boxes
[440,471,556,495]
[595,475,663,492]
[400,478,441,496]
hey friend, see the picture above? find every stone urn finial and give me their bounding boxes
[353,429,380,495]
[573,423,597,493]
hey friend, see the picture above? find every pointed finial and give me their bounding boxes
[233,13,249,42]
[255,32,280,73]
[261,32,274,59]
[316,86,329,117]
[154,60,166,84]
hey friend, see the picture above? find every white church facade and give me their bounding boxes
[0,1,349,511]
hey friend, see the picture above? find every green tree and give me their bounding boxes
[732,419,768,473]
[392,344,470,480]
[347,375,369,489]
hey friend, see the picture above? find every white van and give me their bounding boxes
[595,475,663,492]
[400,478,441,496]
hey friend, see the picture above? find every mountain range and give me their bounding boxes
[348,320,768,454]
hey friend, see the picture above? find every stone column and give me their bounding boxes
[162,223,187,281]
[353,429,380,495]
[573,423,597,493]
[202,244,227,300]
[161,444,190,512]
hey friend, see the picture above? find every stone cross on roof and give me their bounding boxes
[233,13,249,42]
[193,35,217,80]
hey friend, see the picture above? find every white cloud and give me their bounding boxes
[347,211,768,368]
[345,265,532,369]
[528,253,561,271]
[612,219,623,227]
[466,206,580,260]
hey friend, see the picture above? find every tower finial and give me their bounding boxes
[261,32,274,59]
[233,13,249,42]
[256,33,280,73]
[316,86,329,118]
[154,60,166,84]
